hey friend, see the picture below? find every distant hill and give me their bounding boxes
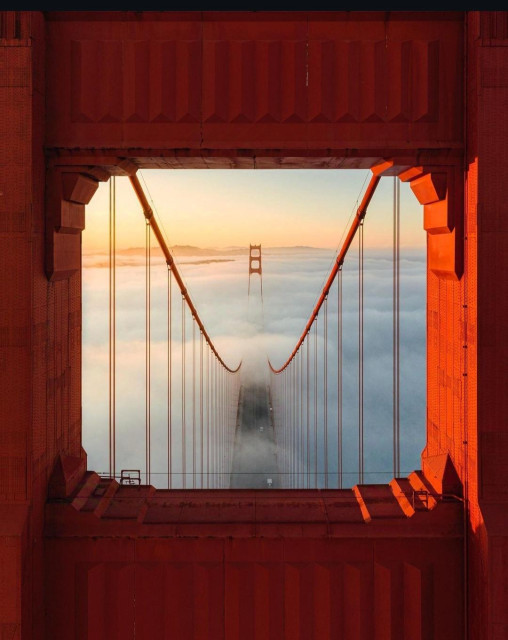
[84,245,326,258]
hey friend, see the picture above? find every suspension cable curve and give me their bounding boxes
[268,174,380,373]
[129,175,241,374]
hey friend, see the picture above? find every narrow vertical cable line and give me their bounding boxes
[358,221,364,485]
[324,297,328,488]
[300,348,304,488]
[168,267,172,489]
[314,319,318,488]
[216,359,219,488]
[226,370,229,483]
[292,361,296,487]
[286,369,289,487]
[282,370,286,486]
[337,269,343,489]
[192,318,196,488]
[217,359,220,486]
[219,366,222,487]
[200,332,204,488]
[223,369,225,485]
[393,177,401,477]
[182,297,186,488]
[286,366,290,487]
[296,353,300,488]
[213,357,217,487]
[218,366,221,488]
[289,363,293,487]
[145,221,151,485]
[217,364,220,488]
[206,345,210,489]
[225,369,228,486]
[109,177,116,480]
[306,334,310,489]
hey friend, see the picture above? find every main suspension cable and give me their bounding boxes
[129,175,240,374]
[268,174,380,374]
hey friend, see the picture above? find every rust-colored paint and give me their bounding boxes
[0,10,507,639]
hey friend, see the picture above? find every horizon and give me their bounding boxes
[84,169,426,253]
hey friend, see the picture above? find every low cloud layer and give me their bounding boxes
[83,246,426,488]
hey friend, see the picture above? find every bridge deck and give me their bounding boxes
[230,384,279,489]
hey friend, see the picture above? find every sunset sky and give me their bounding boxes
[84,169,425,253]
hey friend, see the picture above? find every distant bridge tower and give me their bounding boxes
[248,244,263,297]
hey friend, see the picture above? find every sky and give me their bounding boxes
[84,169,424,252]
[82,170,427,488]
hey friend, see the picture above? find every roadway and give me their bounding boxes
[230,383,280,488]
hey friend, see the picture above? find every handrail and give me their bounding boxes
[268,173,380,374]
[129,174,241,374]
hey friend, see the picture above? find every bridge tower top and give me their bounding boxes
[248,244,263,297]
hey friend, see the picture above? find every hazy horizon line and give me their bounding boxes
[84,243,426,256]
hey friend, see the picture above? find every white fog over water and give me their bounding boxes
[82,244,426,488]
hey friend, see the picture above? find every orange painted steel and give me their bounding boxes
[129,174,241,374]
[269,174,380,374]
[2,11,508,639]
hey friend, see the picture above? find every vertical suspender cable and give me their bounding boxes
[215,358,222,488]
[358,221,364,485]
[282,370,286,486]
[182,297,186,488]
[192,318,196,488]
[393,177,401,477]
[290,363,293,487]
[306,334,310,489]
[301,348,304,488]
[287,366,290,487]
[314,319,318,488]
[293,361,296,487]
[225,370,227,483]
[337,269,343,489]
[109,177,116,480]
[200,332,204,488]
[206,345,210,489]
[286,369,289,487]
[288,368,290,487]
[213,357,216,487]
[216,359,219,487]
[145,222,151,485]
[324,297,328,488]
[168,267,173,489]
[297,354,301,488]
[219,366,222,487]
